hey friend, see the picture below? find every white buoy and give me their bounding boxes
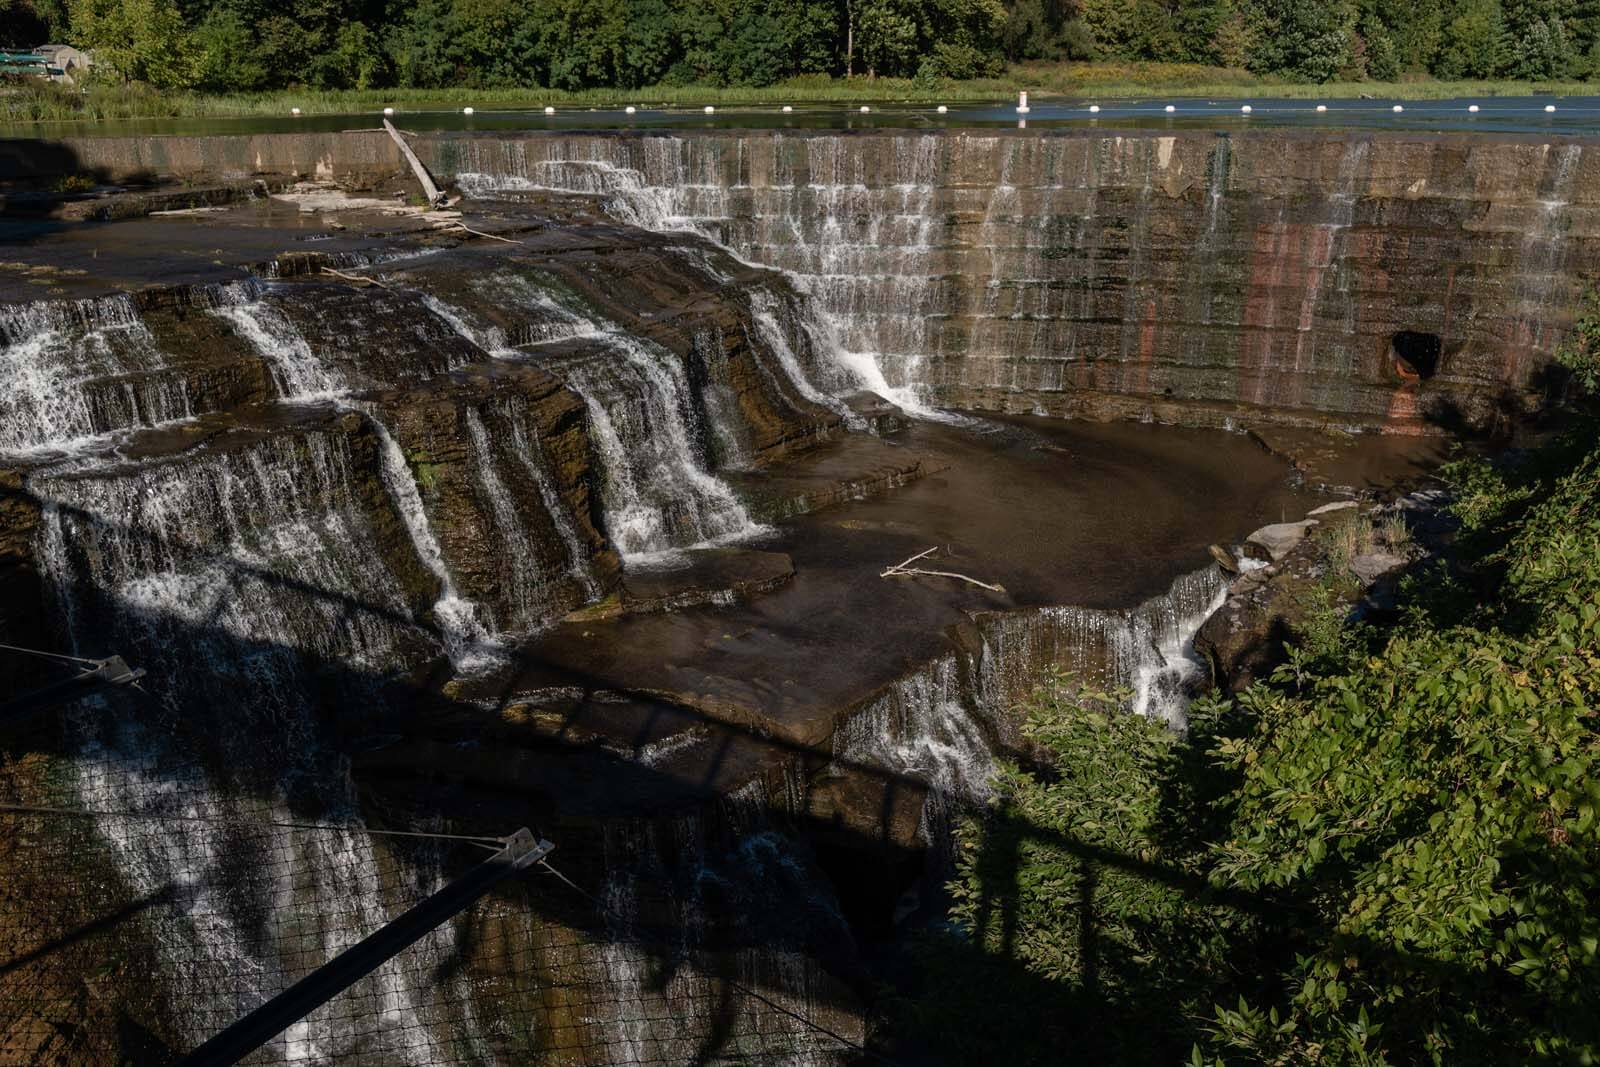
[544,105,555,115]
[1393,104,1404,113]
[1468,104,1480,113]
[1089,104,1100,113]
[382,106,395,116]
[1017,91,1029,114]
[936,105,948,114]
[290,107,301,117]
[1164,104,1175,113]
[1316,104,1327,112]
[1240,104,1252,114]
[1546,104,1557,113]
[704,105,715,114]
[625,105,636,114]
[462,106,474,116]
[782,105,793,112]
[860,105,870,113]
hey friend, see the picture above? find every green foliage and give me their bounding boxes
[921,421,1600,1064]
[1557,284,1600,396]
[16,0,1600,95]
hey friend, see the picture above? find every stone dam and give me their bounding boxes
[0,124,1587,1063]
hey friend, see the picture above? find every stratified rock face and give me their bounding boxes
[431,129,1597,433]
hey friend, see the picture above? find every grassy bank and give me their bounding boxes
[2,63,1594,125]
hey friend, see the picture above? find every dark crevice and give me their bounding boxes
[1392,330,1442,379]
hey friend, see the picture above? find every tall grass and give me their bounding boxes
[2,64,1594,126]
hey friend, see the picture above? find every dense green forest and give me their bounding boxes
[898,337,1600,1063]
[3,0,1600,93]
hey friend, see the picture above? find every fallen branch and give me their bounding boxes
[879,546,1004,592]
[879,547,938,576]
[890,567,1006,593]
[321,266,388,288]
[383,118,446,207]
[443,221,518,244]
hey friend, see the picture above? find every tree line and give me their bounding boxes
[2,0,1598,99]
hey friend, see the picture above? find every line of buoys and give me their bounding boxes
[782,105,793,112]
[625,105,636,114]
[1468,104,1480,113]
[937,104,948,113]
[860,105,870,113]
[382,106,395,116]
[1240,104,1252,113]
[1164,104,1175,113]
[544,105,555,115]
[1316,104,1328,112]
[462,106,473,115]
[1546,104,1558,113]
[704,105,715,114]
[1393,104,1404,112]
[1088,104,1100,113]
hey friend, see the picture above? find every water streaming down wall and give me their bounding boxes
[438,131,1597,431]
[29,427,460,1061]
[410,272,767,560]
[979,565,1229,731]
[0,295,197,454]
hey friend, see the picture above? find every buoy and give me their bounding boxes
[462,107,474,116]
[1393,104,1404,113]
[1016,91,1029,114]
[936,105,948,114]
[1468,104,1480,113]
[1316,104,1327,112]
[782,105,793,112]
[290,107,301,117]
[1546,104,1557,113]
[1164,104,1175,113]
[625,105,636,115]
[1089,104,1100,114]
[1240,104,1252,114]
[704,105,715,114]
[860,105,870,113]
[544,105,555,115]
[382,106,395,116]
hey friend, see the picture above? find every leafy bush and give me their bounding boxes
[915,419,1600,1065]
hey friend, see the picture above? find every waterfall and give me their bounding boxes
[209,286,346,400]
[31,429,453,1060]
[979,565,1228,731]
[451,136,946,418]
[555,334,765,559]
[496,396,602,601]
[462,407,557,633]
[0,294,195,455]
[832,655,996,850]
[413,278,766,561]
[360,407,501,671]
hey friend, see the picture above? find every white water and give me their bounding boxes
[360,406,502,671]
[0,295,195,455]
[453,137,946,418]
[210,292,345,400]
[980,565,1228,731]
[463,407,557,634]
[415,278,767,561]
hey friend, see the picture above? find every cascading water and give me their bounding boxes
[554,333,765,559]
[411,273,766,560]
[979,565,1228,731]
[495,396,602,601]
[462,407,557,633]
[0,295,195,455]
[30,427,455,1060]
[208,285,345,399]
[451,137,941,417]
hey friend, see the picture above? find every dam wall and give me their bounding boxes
[431,128,1600,433]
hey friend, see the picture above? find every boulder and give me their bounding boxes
[1208,543,1240,574]
[1351,552,1407,585]
[1246,519,1318,561]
